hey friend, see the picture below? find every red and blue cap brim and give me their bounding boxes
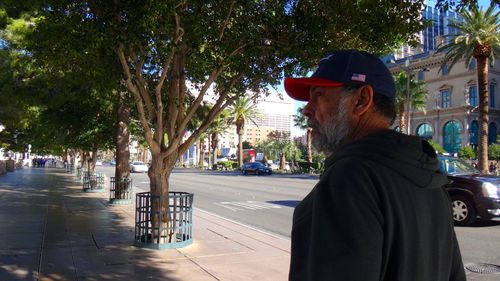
[284,77,344,102]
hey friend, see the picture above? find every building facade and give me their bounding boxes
[388,51,499,153]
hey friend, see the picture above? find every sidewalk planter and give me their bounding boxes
[109,177,133,205]
[82,171,106,192]
[6,160,15,172]
[135,192,193,249]
[76,167,83,182]
[0,161,6,175]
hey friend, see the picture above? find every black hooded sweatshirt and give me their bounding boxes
[289,130,466,281]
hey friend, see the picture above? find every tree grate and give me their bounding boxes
[465,263,500,274]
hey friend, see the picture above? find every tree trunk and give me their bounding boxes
[148,152,177,239]
[279,152,286,170]
[398,101,407,134]
[477,56,489,173]
[238,132,243,167]
[211,132,219,169]
[307,128,313,163]
[115,91,131,199]
[198,141,205,168]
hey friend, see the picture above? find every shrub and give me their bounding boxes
[488,144,500,160]
[458,146,476,159]
[427,140,446,154]
[216,160,237,170]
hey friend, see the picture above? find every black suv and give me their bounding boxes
[438,155,500,226]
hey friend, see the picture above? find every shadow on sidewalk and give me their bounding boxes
[0,168,193,281]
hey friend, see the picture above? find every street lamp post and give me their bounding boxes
[405,59,411,135]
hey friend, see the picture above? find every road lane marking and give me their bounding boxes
[214,201,282,211]
[214,202,244,211]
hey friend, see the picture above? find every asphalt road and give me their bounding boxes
[96,166,318,238]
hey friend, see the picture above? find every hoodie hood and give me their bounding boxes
[326,129,448,189]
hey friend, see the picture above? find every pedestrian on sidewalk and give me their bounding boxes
[284,49,465,281]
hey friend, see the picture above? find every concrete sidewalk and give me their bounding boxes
[0,168,290,281]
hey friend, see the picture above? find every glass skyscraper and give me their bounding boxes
[394,4,462,59]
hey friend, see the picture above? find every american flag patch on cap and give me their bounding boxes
[351,73,366,82]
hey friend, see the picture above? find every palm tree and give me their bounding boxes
[230,96,259,167]
[207,109,231,168]
[293,105,313,163]
[394,71,429,134]
[437,3,500,173]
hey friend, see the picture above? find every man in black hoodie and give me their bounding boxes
[284,50,465,281]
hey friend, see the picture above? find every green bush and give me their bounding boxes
[231,161,239,169]
[489,144,500,160]
[296,161,323,173]
[216,160,238,170]
[427,140,446,154]
[458,146,476,159]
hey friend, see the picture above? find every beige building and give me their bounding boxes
[388,51,499,153]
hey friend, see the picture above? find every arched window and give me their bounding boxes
[489,123,497,144]
[443,120,462,153]
[469,120,478,148]
[468,59,476,70]
[416,123,433,140]
[469,85,478,106]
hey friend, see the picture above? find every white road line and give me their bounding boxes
[229,202,258,210]
[214,201,282,211]
[214,202,243,211]
[246,201,282,209]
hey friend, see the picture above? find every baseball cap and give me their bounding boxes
[284,49,396,101]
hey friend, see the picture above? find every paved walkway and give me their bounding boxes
[0,168,290,281]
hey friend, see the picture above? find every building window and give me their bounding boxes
[443,120,462,153]
[416,123,433,140]
[490,84,496,108]
[489,123,497,144]
[469,85,478,106]
[441,64,449,76]
[469,120,478,147]
[418,70,425,81]
[468,59,476,70]
[441,89,451,108]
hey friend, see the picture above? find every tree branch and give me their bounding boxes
[117,44,159,154]
[219,1,236,41]
[177,67,224,136]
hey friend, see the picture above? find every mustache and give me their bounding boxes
[307,118,317,128]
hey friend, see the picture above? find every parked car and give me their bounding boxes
[109,160,116,166]
[95,160,103,166]
[130,161,149,173]
[241,162,272,175]
[438,155,500,226]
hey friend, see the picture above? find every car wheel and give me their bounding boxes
[256,170,261,175]
[451,195,477,226]
[242,170,247,175]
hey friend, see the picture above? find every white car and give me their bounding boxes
[130,161,149,173]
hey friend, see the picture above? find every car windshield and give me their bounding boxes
[438,157,479,175]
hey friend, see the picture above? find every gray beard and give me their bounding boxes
[309,95,351,156]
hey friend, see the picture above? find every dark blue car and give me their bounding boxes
[241,162,272,175]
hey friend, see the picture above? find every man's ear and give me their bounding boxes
[352,86,374,116]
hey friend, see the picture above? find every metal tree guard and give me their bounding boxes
[82,171,106,192]
[135,191,193,249]
[109,177,133,204]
